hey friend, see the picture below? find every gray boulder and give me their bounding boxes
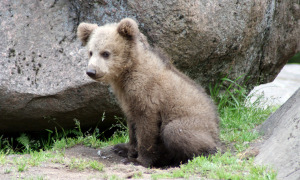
[255,88,300,180]
[0,0,299,132]
[129,0,300,88]
[0,0,122,132]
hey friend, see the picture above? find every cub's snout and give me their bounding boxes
[86,69,96,79]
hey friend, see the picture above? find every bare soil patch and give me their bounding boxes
[0,145,179,179]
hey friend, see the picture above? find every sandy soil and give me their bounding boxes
[0,145,181,180]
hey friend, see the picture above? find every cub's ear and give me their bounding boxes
[77,23,98,46]
[117,18,139,39]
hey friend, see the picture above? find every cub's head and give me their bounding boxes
[77,18,139,83]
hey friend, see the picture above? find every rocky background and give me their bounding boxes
[0,0,299,132]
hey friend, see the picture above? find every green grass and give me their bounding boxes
[152,152,277,180]
[0,114,123,174]
[49,117,128,151]
[68,158,104,171]
[0,78,277,179]
[13,157,28,172]
[109,174,125,180]
[89,160,105,171]
[24,176,45,180]
[27,151,55,166]
[210,77,275,152]
[0,114,128,154]
[4,168,12,174]
[132,171,143,179]
[0,147,104,173]
[0,151,6,165]
[288,51,300,64]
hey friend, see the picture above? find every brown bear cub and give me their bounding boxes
[77,18,220,167]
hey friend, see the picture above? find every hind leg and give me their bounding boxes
[162,119,219,163]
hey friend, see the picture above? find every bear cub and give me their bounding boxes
[77,18,220,167]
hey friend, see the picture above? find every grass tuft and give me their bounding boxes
[152,152,277,180]
[89,160,104,171]
[210,77,274,151]
[67,158,104,171]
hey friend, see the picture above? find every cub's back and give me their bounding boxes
[157,65,219,125]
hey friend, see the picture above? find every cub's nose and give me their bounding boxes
[86,69,96,78]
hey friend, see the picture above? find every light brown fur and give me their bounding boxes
[77,18,220,167]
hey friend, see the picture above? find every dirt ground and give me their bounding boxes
[0,145,181,180]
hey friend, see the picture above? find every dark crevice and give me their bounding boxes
[257,0,276,84]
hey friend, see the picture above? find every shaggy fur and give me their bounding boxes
[77,18,220,167]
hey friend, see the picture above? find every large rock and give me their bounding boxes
[0,0,299,132]
[255,88,300,180]
[0,0,123,133]
[129,0,300,87]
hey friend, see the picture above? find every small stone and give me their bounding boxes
[97,150,101,156]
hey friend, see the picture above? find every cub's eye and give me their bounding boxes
[89,51,93,57]
[101,51,110,58]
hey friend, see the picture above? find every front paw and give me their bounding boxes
[112,143,128,157]
[121,158,140,166]
[137,156,153,168]
[128,148,138,159]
